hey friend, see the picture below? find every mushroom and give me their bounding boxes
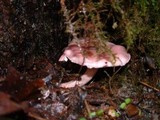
[59,39,131,88]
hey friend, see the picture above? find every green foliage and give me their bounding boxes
[111,0,160,48]
[119,102,127,109]
[109,0,160,67]
[120,98,132,109]
[89,109,104,119]
[125,98,132,104]
[96,109,104,116]
[79,117,87,120]
[89,111,97,118]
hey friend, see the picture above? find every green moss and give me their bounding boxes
[61,0,160,67]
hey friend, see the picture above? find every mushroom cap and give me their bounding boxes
[59,39,131,69]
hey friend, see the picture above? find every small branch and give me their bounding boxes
[84,99,91,114]
[104,67,122,93]
[139,81,160,92]
[28,112,47,120]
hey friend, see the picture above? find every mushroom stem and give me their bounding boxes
[60,68,98,88]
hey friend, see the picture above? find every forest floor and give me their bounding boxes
[0,56,159,120]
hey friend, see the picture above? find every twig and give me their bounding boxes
[139,81,160,92]
[84,99,91,114]
[28,112,47,120]
[104,67,122,93]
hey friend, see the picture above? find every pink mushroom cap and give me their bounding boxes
[59,39,131,68]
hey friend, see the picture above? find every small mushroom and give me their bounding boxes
[59,39,131,88]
